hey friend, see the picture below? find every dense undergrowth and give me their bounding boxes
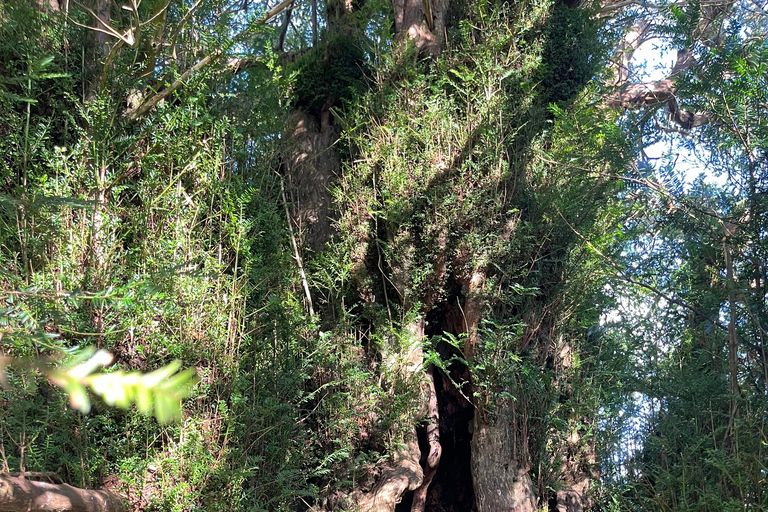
[0,3,314,509]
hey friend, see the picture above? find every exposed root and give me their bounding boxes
[355,436,423,512]
[411,365,441,512]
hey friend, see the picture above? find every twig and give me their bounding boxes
[554,207,725,331]
[125,51,219,120]
[169,0,206,60]
[71,0,138,46]
[280,177,315,318]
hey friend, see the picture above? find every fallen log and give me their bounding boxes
[0,476,126,512]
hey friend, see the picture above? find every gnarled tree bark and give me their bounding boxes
[410,364,441,512]
[355,439,424,512]
[394,0,449,57]
[283,107,340,254]
[354,320,430,512]
[606,79,711,129]
[471,410,537,512]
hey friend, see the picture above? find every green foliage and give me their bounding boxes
[534,3,605,109]
[48,349,196,422]
[0,1,320,509]
[289,33,369,115]
[599,25,768,510]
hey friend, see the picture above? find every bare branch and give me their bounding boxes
[274,2,293,53]
[613,19,652,86]
[70,0,137,47]
[606,79,711,129]
[599,0,650,15]
[260,0,295,24]
[600,0,734,15]
[280,177,315,319]
[169,0,206,60]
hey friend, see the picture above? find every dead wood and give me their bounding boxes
[0,476,127,512]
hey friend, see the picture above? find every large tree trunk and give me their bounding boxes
[351,320,432,511]
[471,411,537,512]
[0,476,126,512]
[283,107,340,254]
[355,439,424,512]
[394,0,449,56]
[304,0,605,509]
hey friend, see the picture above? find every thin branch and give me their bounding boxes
[71,0,137,46]
[125,51,219,120]
[599,0,648,14]
[259,0,295,25]
[653,114,698,137]
[169,0,205,60]
[140,0,169,26]
[600,0,734,14]
[124,0,295,121]
[554,207,726,330]
[280,177,315,319]
[274,3,293,53]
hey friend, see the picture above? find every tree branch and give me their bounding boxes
[125,0,295,121]
[125,51,219,120]
[280,176,315,318]
[606,79,711,129]
[612,19,652,85]
[604,0,734,128]
[273,3,293,52]
[169,0,205,60]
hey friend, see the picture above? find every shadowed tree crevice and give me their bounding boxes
[419,298,476,512]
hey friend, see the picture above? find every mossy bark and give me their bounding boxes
[299,1,603,510]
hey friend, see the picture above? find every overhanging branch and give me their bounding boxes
[606,79,711,129]
[604,0,734,129]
